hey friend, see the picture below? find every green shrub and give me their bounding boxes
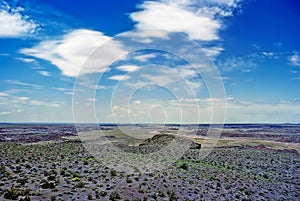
[167,190,179,201]
[71,177,81,182]
[109,190,121,200]
[75,182,85,188]
[110,169,118,177]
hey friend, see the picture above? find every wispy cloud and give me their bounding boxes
[0,92,9,97]
[0,111,12,115]
[0,2,38,37]
[108,75,130,81]
[133,53,157,62]
[29,100,61,108]
[202,46,224,57]
[288,52,300,66]
[0,109,22,115]
[17,57,36,63]
[38,70,50,77]
[6,80,41,88]
[116,65,140,72]
[218,56,256,72]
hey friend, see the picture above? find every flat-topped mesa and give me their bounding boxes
[116,134,201,154]
[139,134,201,149]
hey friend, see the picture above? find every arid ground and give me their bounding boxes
[0,124,299,200]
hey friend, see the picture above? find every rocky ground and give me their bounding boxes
[0,132,299,200]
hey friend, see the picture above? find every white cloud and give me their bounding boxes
[21,29,127,77]
[168,98,300,123]
[0,4,38,37]
[0,109,23,115]
[109,75,130,81]
[202,46,224,57]
[55,87,66,91]
[30,100,61,108]
[18,97,30,101]
[218,56,256,72]
[116,65,140,72]
[17,57,36,63]
[86,98,96,103]
[38,70,50,76]
[122,29,170,43]
[134,53,157,61]
[0,111,12,115]
[130,0,242,41]
[0,92,9,97]
[288,52,300,66]
[262,51,274,57]
[6,80,41,88]
[177,67,198,78]
[64,92,75,95]
[130,1,221,41]
[109,105,134,119]
[125,80,150,88]
[143,73,175,86]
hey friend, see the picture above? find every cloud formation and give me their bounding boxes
[288,52,300,66]
[0,3,38,37]
[116,65,140,72]
[38,70,50,77]
[218,56,256,72]
[130,0,242,41]
[21,29,126,77]
[109,75,130,81]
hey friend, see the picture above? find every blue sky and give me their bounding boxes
[0,0,300,123]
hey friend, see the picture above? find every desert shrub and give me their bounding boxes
[47,175,56,181]
[88,176,93,182]
[110,169,118,177]
[0,164,6,174]
[131,197,142,201]
[3,185,30,200]
[15,165,22,173]
[50,195,56,201]
[263,174,269,179]
[99,190,108,197]
[178,161,188,170]
[87,193,93,200]
[126,178,133,183]
[109,190,120,200]
[33,190,41,196]
[40,180,56,189]
[17,177,28,186]
[158,190,165,197]
[75,182,85,188]
[4,185,20,199]
[167,190,179,201]
[71,177,81,182]
[87,156,96,161]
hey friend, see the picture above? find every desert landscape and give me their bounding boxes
[0,124,299,200]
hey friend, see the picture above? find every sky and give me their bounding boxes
[0,0,300,123]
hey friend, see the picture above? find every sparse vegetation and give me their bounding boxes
[0,125,299,200]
